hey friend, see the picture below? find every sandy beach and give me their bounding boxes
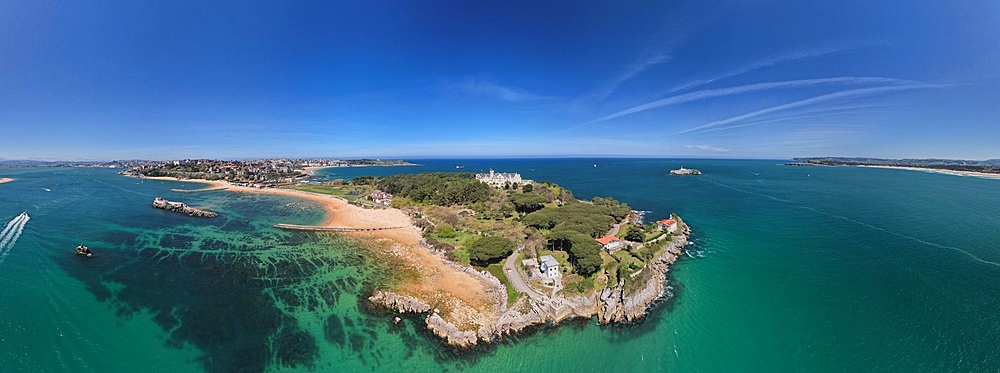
[301,166,329,175]
[0,178,12,184]
[142,176,497,331]
[860,165,1000,180]
[141,176,409,228]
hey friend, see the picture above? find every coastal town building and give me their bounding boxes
[475,169,524,187]
[369,189,394,205]
[596,235,625,252]
[657,219,678,233]
[539,255,559,278]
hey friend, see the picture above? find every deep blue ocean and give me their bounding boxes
[2,159,1000,372]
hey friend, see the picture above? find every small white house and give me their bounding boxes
[539,255,559,278]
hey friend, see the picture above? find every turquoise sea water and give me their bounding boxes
[2,160,1000,372]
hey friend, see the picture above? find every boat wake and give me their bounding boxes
[701,178,1000,269]
[0,212,30,266]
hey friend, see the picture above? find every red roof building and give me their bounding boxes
[596,235,625,251]
[657,219,678,233]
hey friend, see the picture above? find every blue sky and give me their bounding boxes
[2,1,999,160]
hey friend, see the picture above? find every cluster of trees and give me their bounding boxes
[623,226,645,242]
[467,236,514,266]
[521,202,629,238]
[548,229,604,276]
[509,192,547,214]
[350,176,378,185]
[519,197,631,276]
[376,173,492,206]
[361,172,638,279]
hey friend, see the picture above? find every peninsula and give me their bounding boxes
[788,157,1000,179]
[284,171,691,347]
[123,165,691,348]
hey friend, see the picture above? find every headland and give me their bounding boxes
[127,168,692,349]
[787,157,1000,180]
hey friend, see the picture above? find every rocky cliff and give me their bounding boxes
[598,226,688,324]
[369,221,692,348]
[152,198,218,217]
[369,291,431,313]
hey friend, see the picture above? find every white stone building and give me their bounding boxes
[475,169,524,187]
[539,255,559,278]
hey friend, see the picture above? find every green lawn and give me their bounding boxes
[453,248,471,266]
[487,263,520,306]
[613,249,644,269]
[600,250,616,266]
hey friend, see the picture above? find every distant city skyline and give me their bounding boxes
[2,1,999,161]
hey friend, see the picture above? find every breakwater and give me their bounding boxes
[152,197,218,218]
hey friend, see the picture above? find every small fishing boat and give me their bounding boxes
[75,244,94,257]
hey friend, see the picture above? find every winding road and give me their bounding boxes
[503,245,547,300]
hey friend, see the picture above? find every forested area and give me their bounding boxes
[367,172,638,278]
[376,173,492,205]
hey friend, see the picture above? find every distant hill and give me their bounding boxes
[0,159,122,167]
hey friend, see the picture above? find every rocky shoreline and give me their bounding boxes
[152,197,218,218]
[369,224,691,348]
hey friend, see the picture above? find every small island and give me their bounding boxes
[670,167,702,175]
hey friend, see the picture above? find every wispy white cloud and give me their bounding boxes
[589,76,914,124]
[668,41,890,93]
[577,3,703,104]
[456,78,548,102]
[685,144,729,152]
[693,104,894,131]
[676,84,941,135]
[586,30,689,101]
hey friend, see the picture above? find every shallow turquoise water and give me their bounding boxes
[3,160,1000,371]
